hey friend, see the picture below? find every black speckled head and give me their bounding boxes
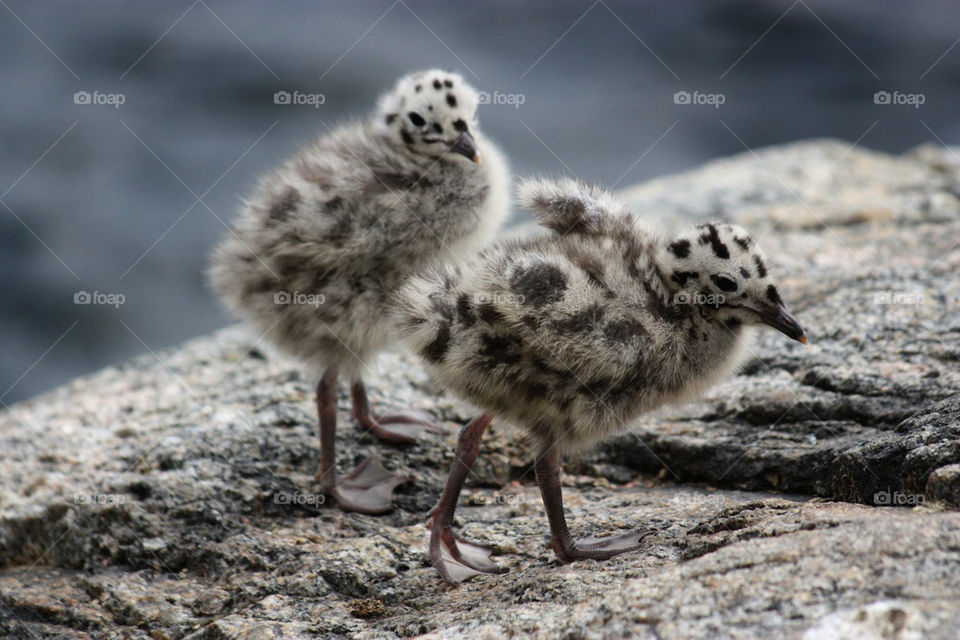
[377,69,481,162]
[660,223,807,343]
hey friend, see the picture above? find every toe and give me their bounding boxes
[432,529,506,584]
[438,543,499,583]
[328,456,406,515]
[560,529,651,561]
[453,536,506,574]
[376,408,437,424]
[369,417,450,443]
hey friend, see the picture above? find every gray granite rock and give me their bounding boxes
[601,139,960,510]
[2,140,959,639]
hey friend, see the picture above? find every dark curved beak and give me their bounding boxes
[739,300,808,344]
[761,305,808,344]
[449,131,481,163]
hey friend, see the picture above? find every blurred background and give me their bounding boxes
[2,0,958,405]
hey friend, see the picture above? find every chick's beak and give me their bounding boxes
[736,299,807,344]
[761,305,808,344]
[450,130,481,163]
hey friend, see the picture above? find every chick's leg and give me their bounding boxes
[430,412,506,583]
[352,380,449,444]
[535,445,648,563]
[315,367,405,514]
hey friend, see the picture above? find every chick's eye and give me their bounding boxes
[453,119,468,133]
[408,112,426,127]
[710,274,739,292]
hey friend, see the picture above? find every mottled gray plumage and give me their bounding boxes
[209,69,510,514]
[395,177,807,582]
[211,69,509,381]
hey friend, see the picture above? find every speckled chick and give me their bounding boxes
[394,177,807,582]
[209,69,510,514]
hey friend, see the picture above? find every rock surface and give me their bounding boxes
[608,140,960,508]
[2,139,959,639]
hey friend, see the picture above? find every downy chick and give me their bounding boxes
[394,177,807,581]
[210,69,510,514]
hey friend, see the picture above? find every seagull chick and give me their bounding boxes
[394,177,807,582]
[209,69,510,514]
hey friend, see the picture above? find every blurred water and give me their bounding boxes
[2,0,959,404]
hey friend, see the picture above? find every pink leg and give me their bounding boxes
[535,445,649,563]
[352,380,449,444]
[315,367,405,514]
[429,413,507,583]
